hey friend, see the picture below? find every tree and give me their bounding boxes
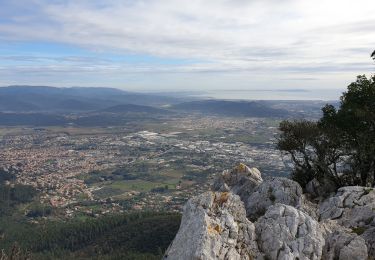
[0,243,31,260]
[277,120,343,188]
[320,75,375,186]
[277,120,317,187]
[278,72,375,190]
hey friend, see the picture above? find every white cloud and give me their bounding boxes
[0,0,374,91]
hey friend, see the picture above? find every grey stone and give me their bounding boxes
[246,177,304,220]
[164,191,260,260]
[321,220,368,260]
[167,165,374,260]
[305,178,336,199]
[306,178,321,197]
[255,203,324,260]
[319,186,375,228]
[212,163,262,203]
[362,227,375,259]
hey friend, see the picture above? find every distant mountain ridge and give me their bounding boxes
[0,85,127,96]
[0,86,306,126]
[0,85,184,112]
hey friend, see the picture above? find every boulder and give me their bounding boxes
[167,164,374,260]
[212,163,262,202]
[305,178,336,199]
[319,186,375,228]
[321,220,368,260]
[306,178,321,198]
[246,177,305,220]
[362,227,375,259]
[302,198,320,220]
[255,203,324,260]
[164,191,260,260]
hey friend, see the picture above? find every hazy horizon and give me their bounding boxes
[0,84,345,101]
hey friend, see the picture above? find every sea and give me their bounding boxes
[192,88,345,101]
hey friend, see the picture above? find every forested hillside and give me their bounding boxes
[0,168,181,259]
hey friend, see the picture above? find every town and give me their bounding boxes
[0,115,288,218]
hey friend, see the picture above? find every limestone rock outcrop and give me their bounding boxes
[362,227,375,258]
[319,186,375,228]
[164,191,259,260]
[255,203,324,260]
[166,164,375,260]
[245,177,304,220]
[322,229,368,260]
[320,220,368,260]
[212,163,262,202]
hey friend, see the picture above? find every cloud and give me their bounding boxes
[0,0,374,90]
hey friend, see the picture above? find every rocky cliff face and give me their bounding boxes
[165,164,375,260]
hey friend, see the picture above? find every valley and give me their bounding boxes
[0,115,287,219]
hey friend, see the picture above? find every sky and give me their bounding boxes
[0,0,374,96]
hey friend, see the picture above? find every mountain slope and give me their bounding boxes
[0,86,185,112]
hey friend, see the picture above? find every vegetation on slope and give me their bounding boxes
[0,211,181,259]
[0,168,181,259]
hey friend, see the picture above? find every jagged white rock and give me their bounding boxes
[164,191,260,260]
[166,164,375,260]
[212,163,262,202]
[319,186,375,228]
[321,220,368,260]
[255,203,324,260]
[245,177,305,220]
[362,227,375,258]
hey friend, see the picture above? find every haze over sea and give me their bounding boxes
[195,88,345,101]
